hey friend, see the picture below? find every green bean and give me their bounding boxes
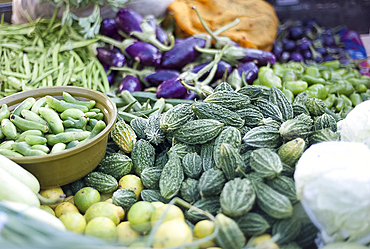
[47,75,53,87]
[6,77,22,90]
[119,90,142,112]
[23,54,31,76]
[31,62,39,83]
[10,114,49,133]
[56,63,65,86]
[150,97,165,116]
[38,107,64,134]
[31,97,47,114]
[46,131,91,146]
[30,65,62,85]
[25,135,47,145]
[59,39,98,52]
[13,97,36,116]
[1,118,18,139]
[50,143,66,154]
[0,149,23,157]
[45,96,88,112]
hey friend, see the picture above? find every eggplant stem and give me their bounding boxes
[37,193,66,205]
[130,31,175,51]
[213,18,240,36]
[195,45,218,54]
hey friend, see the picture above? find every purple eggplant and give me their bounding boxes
[96,47,126,67]
[238,48,276,66]
[192,60,232,82]
[290,52,303,62]
[283,40,296,52]
[146,16,169,45]
[125,41,162,67]
[118,75,142,93]
[281,51,291,62]
[156,76,188,99]
[273,43,283,59]
[144,70,180,86]
[107,71,115,85]
[237,62,259,84]
[160,36,206,70]
[115,8,143,36]
[100,18,123,41]
[299,38,312,51]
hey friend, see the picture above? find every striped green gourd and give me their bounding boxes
[112,188,137,210]
[235,212,270,237]
[235,108,264,127]
[159,151,184,199]
[253,98,283,123]
[250,148,283,179]
[281,162,295,178]
[140,189,169,203]
[272,217,302,246]
[309,128,340,145]
[185,196,221,223]
[172,119,224,145]
[203,90,251,110]
[182,152,203,179]
[278,138,306,166]
[180,178,201,204]
[243,126,282,149]
[292,104,310,117]
[240,150,252,173]
[159,103,194,132]
[200,141,216,172]
[258,117,282,130]
[218,143,246,180]
[131,139,156,177]
[96,153,133,180]
[214,126,241,168]
[154,148,169,169]
[266,175,298,204]
[279,117,313,142]
[130,117,148,140]
[314,113,337,132]
[191,102,244,128]
[293,92,308,106]
[237,85,271,99]
[168,142,198,160]
[70,179,86,195]
[305,97,326,116]
[220,178,256,217]
[198,168,226,197]
[111,120,137,153]
[215,213,246,249]
[144,113,165,146]
[140,167,162,190]
[269,86,294,121]
[252,179,293,219]
[84,172,118,194]
[214,81,234,92]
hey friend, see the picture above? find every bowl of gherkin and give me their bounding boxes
[0,86,117,189]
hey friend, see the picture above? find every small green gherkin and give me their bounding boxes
[159,103,194,132]
[250,148,283,179]
[305,97,326,116]
[144,113,165,146]
[159,151,184,199]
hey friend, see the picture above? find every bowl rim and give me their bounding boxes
[0,86,117,163]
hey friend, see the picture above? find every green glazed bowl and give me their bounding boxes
[0,86,117,189]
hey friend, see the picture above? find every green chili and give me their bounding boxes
[282,70,297,82]
[355,84,368,93]
[349,92,362,106]
[324,94,337,109]
[284,80,308,95]
[322,60,341,69]
[305,66,321,78]
[305,84,328,100]
[300,75,326,85]
[328,81,355,96]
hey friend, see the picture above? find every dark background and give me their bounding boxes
[266,0,370,34]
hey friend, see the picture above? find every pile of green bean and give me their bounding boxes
[0,14,110,98]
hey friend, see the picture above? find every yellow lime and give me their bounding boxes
[39,187,65,209]
[150,204,184,227]
[193,220,217,248]
[85,202,120,225]
[73,187,101,214]
[127,201,155,234]
[85,217,118,243]
[248,234,279,248]
[153,219,192,248]
[59,212,86,234]
[55,202,79,218]
[105,198,113,204]
[39,205,55,216]
[115,205,125,221]
[118,175,144,198]
[117,221,140,246]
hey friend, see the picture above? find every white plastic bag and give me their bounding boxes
[294,141,370,248]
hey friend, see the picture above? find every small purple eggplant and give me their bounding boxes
[144,70,180,86]
[156,76,188,99]
[237,61,259,84]
[107,71,115,85]
[192,60,232,82]
[115,8,143,36]
[182,90,198,100]
[146,15,169,45]
[290,52,303,62]
[160,36,206,70]
[96,47,126,67]
[125,41,162,67]
[118,75,142,93]
[100,18,123,41]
